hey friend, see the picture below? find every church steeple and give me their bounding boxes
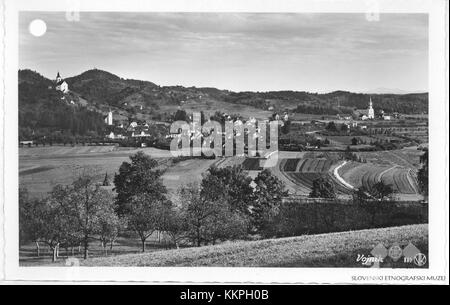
[368,96,374,119]
[56,71,62,83]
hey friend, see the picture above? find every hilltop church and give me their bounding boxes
[55,72,69,93]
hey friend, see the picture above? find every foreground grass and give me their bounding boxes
[83,224,428,267]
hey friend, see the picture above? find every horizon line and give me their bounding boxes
[19,67,429,95]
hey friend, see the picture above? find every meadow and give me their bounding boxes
[19,145,425,201]
[81,224,428,267]
[19,145,213,198]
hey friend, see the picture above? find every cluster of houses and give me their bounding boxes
[171,112,288,149]
[103,110,169,140]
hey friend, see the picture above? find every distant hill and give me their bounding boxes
[362,88,427,95]
[63,68,429,116]
[18,68,429,140]
[65,69,159,109]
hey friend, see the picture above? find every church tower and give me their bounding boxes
[56,72,62,83]
[368,97,374,119]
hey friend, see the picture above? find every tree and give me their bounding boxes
[326,121,337,132]
[179,183,215,247]
[114,151,167,215]
[19,187,47,257]
[22,196,72,262]
[281,119,291,134]
[179,183,248,247]
[174,109,188,122]
[127,194,169,252]
[164,208,189,249]
[200,165,254,215]
[418,150,428,197]
[51,174,115,259]
[309,177,336,199]
[351,137,358,145]
[353,185,371,203]
[203,202,249,245]
[97,206,124,255]
[370,181,394,201]
[252,169,288,235]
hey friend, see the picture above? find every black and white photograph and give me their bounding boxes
[1,0,448,285]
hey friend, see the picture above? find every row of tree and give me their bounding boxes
[19,152,288,260]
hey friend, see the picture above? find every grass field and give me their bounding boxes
[160,96,273,121]
[278,158,349,196]
[356,148,424,169]
[81,224,428,267]
[337,161,420,198]
[19,146,201,198]
[325,135,373,146]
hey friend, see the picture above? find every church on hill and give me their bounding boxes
[55,72,69,93]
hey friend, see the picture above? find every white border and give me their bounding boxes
[1,0,448,284]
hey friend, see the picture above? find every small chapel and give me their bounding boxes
[55,72,69,93]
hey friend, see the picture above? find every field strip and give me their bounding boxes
[275,160,310,194]
[333,161,355,190]
[377,165,398,183]
[387,150,415,168]
[293,159,301,172]
[406,169,420,194]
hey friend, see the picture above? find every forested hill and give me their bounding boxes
[19,70,105,141]
[223,90,428,114]
[19,68,428,141]
[64,68,428,115]
[65,69,159,109]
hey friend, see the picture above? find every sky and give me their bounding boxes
[19,12,428,93]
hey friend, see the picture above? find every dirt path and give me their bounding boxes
[333,161,355,190]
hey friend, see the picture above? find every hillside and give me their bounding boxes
[18,68,429,141]
[83,224,428,267]
[18,70,105,141]
[223,90,428,114]
[65,69,159,110]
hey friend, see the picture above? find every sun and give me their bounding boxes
[29,19,47,37]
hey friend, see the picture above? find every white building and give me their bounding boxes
[105,110,113,125]
[55,72,69,93]
[368,97,375,119]
[107,131,125,140]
